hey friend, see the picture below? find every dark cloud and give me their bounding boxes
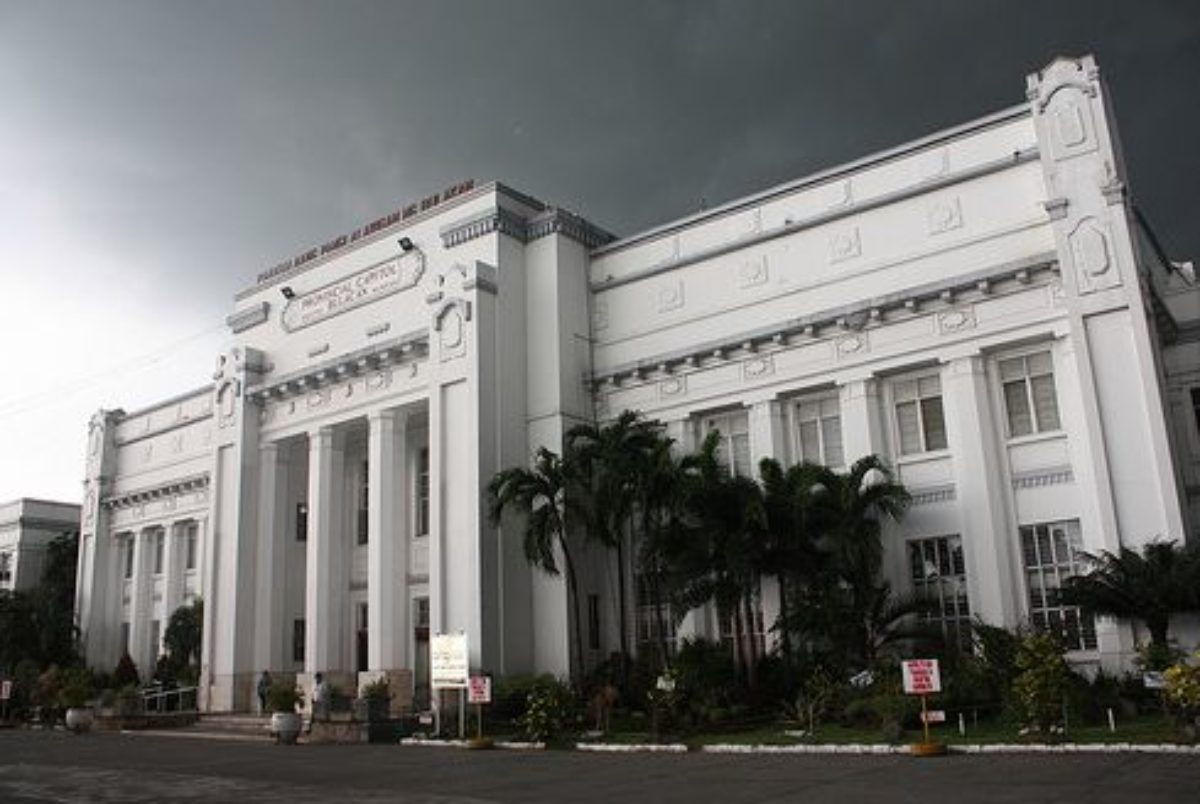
[3,0,1198,304]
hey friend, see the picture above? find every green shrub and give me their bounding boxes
[113,653,140,688]
[519,677,576,742]
[1011,633,1071,733]
[58,667,94,709]
[492,675,548,722]
[361,677,390,701]
[265,680,304,713]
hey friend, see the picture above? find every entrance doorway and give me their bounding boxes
[356,602,368,673]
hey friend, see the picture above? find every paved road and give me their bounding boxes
[0,730,1198,803]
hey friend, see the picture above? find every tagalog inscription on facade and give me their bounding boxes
[282,255,425,331]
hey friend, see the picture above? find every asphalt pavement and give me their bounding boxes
[0,729,1197,803]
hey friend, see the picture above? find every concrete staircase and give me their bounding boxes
[150,712,276,742]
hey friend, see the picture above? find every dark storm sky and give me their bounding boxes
[0,0,1197,500]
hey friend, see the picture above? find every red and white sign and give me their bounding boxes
[467,675,491,705]
[920,709,946,724]
[902,659,941,695]
[0,679,11,701]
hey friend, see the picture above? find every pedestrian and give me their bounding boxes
[256,670,272,715]
[308,672,328,734]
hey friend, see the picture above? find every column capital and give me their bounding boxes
[368,407,409,428]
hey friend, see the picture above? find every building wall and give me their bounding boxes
[74,56,1199,708]
[0,498,80,593]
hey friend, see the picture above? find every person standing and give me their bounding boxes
[256,670,272,715]
[308,672,329,734]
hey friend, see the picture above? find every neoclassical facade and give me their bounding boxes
[75,56,1199,711]
[0,498,80,593]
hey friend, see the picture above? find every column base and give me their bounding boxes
[358,669,415,717]
[205,672,255,712]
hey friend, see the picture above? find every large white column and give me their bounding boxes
[306,426,346,674]
[747,398,785,469]
[368,409,410,672]
[941,354,1020,627]
[128,529,151,671]
[162,522,184,631]
[838,375,887,465]
[255,442,289,672]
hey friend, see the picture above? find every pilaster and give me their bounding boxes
[255,442,289,672]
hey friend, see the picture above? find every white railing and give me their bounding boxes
[142,684,198,713]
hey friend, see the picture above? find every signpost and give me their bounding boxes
[467,675,492,747]
[431,632,469,738]
[0,679,10,722]
[902,659,944,755]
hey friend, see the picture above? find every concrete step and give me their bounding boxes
[191,713,275,737]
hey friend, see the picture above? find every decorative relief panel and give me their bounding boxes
[591,300,609,332]
[1044,89,1098,162]
[824,179,852,209]
[659,376,686,399]
[828,227,861,263]
[936,306,976,334]
[656,281,685,313]
[737,257,768,289]
[836,333,869,359]
[926,197,962,235]
[742,356,774,381]
[918,147,949,181]
[1068,217,1119,294]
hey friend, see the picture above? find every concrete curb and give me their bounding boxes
[701,742,1200,755]
[399,737,546,750]
[577,742,689,753]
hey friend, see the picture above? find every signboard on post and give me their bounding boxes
[468,676,492,705]
[902,659,942,695]
[0,680,11,701]
[431,632,469,689]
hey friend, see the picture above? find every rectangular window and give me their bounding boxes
[1020,519,1097,651]
[124,538,135,579]
[588,594,601,651]
[1000,351,1061,437]
[416,448,430,537]
[296,502,308,542]
[185,524,197,571]
[792,395,844,467]
[908,535,972,652]
[635,573,676,650]
[121,622,131,655]
[1191,388,1200,439]
[700,410,752,477]
[153,530,165,575]
[357,460,370,545]
[358,602,369,632]
[413,596,430,639]
[717,588,766,657]
[894,375,947,455]
[0,552,11,584]
[293,618,306,663]
[149,619,161,657]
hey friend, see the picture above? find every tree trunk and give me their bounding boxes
[777,574,793,674]
[731,602,748,687]
[561,538,586,689]
[743,588,759,690]
[616,528,629,690]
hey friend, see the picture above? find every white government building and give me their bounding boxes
[75,56,1199,712]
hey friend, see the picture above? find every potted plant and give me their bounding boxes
[266,680,305,745]
[356,678,391,722]
[60,669,95,734]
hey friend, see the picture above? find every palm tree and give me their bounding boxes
[567,411,662,677]
[806,455,911,670]
[758,458,825,670]
[488,447,586,681]
[1060,540,1200,661]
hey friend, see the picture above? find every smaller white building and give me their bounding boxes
[0,498,81,592]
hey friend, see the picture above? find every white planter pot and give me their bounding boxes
[65,707,94,734]
[271,711,302,745]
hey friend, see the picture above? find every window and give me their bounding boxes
[357,460,370,545]
[588,594,601,651]
[293,618,306,663]
[1020,519,1097,651]
[1000,351,1061,437]
[1191,388,1200,440]
[123,538,135,579]
[718,591,765,658]
[791,395,843,467]
[0,552,11,585]
[296,502,308,542]
[185,524,197,571]
[121,622,131,655]
[153,530,164,575]
[416,448,430,537]
[908,535,972,652]
[149,619,161,657]
[700,410,752,477]
[413,597,430,639]
[636,573,676,650]
[894,375,947,455]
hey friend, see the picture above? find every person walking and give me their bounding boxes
[256,670,272,715]
[307,672,329,734]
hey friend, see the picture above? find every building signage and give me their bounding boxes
[431,632,469,689]
[467,675,492,705]
[281,254,425,331]
[920,709,946,724]
[257,179,475,285]
[901,659,941,695]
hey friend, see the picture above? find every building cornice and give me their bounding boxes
[590,253,1058,388]
[592,146,1040,292]
[246,330,428,404]
[226,301,270,334]
[440,206,616,251]
[102,472,210,510]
